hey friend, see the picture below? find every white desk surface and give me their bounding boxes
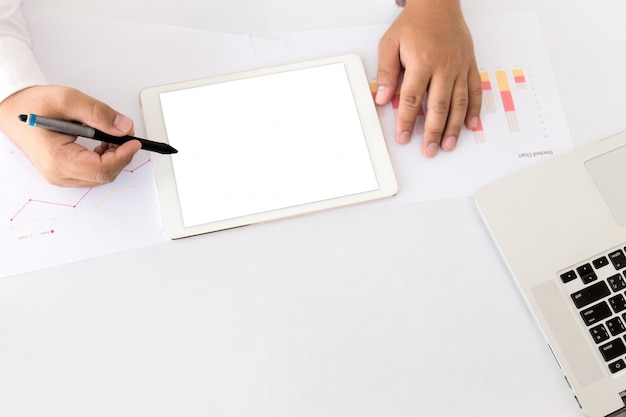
[4,0,626,416]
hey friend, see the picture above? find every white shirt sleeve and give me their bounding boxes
[0,0,47,103]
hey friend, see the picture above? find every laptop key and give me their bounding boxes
[593,256,610,269]
[560,270,577,283]
[607,273,626,292]
[609,249,626,270]
[610,294,626,313]
[607,317,626,336]
[577,263,593,276]
[571,281,611,308]
[590,324,610,344]
[609,359,626,374]
[580,301,612,326]
[576,263,597,283]
[600,338,626,362]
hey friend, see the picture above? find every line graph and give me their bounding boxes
[10,188,93,222]
[8,159,151,225]
[1,141,165,277]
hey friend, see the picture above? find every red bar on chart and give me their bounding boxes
[390,85,401,110]
[369,82,378,101]
[368,82,402,117]
[496,71,515,111]
[368,82,401,106]
[481,72,492,91]
[480,72,496,113]
[472,117,485,143]
[513,68,527,89]
[369,82,387,117]
[495,70,520,132]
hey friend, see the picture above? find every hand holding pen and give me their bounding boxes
[19,114,177,155]
[0,85,148,187]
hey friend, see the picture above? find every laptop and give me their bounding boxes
[475,130,626,417]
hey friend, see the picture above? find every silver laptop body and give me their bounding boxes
[475,131,626,417]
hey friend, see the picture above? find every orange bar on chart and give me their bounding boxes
[513,69,526,84]
[495,70,520,132]
[369,82,402,109]
[369,82,378,101]
[369,82,424,124]
[480,72,496,114]
[513,68,527,89]
[495,70,515,112]
[480,72,492,91]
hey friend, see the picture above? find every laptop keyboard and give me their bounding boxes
[561,247,626,374]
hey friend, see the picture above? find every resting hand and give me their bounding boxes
[0,85,141,187]
[376,0,482,157]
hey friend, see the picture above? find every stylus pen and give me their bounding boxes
[18,113,178,154]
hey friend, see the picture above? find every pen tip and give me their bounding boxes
[18,114,27,122]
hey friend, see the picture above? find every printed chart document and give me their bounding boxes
[1,11,571,277]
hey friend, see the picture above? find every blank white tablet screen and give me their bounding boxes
[159,62,379,227]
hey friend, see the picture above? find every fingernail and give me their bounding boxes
[425,142,439,157]
[470,117,479,130]
[443,136,457,151]
[375,85,388,105]
[113,114,133,133]
[398,131,411,144]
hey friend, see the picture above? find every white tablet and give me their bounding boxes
[140,54,397,239]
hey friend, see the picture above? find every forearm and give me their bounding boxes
[395,0,462,10]
[0,0,47,103]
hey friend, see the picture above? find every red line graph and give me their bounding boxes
[122,159,150,173]
[9,159,151,222]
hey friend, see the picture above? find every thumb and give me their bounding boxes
[376,35,402,106]
[66,88,135,137]
[110,113,134,136]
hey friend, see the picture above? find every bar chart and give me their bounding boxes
[513,68,527,89]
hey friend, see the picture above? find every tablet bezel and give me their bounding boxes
[140,54,397,239]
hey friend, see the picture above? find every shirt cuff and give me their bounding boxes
[0,36,47,103]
